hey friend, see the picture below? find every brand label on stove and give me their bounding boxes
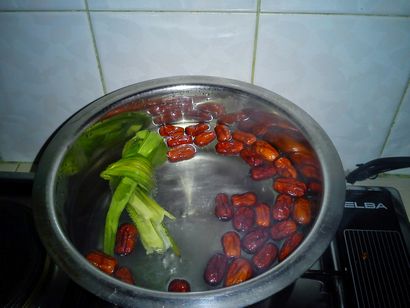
[344,201,388,210]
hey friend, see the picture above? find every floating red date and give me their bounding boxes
[232,130,257,146]
[255,203,271,227]
[251,123,270,137]
[183,110,213,122]
[168,279,191,292]
[240,148,264,167]
[224,257,253,287]
[217,111,248,126]
[185,122,210,136]
[251,141,279,162]
[274,157,298,178]
[308,181,322,194]
[214,193,233,221]
[241,228,269,254]
[167,144,196,162]
[231,192,257,207]
[251,242,278,272]
[197,102,225,118]
[233,207,255,232]
[298,164,321,181]
[222,231,241,258]
[153,110,183,125]
[159,124,184,137]
[115,223,138,256]
[86,250,117,275]
[278,232,304,262]
[237,119,256,132]
[114,266,135,285]
[250,165,277,181]
[273,178,307,197]
[194,131,216,147]
[292,197,312,225]
[214,124,232,142]
[215,140,244,155]
[204,253,228,286]
[272,194,294,221]
[270,220,297,240]
[166,134,193,147]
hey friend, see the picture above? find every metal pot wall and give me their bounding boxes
[33,76,345,307]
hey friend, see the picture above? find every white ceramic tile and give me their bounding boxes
[88,0,256,11]
[0,12,104,162]
[381,83,410,175]
[91,12,256,92]
[254,14,410,172]
[261,0,410,15]
[0,0,85,10]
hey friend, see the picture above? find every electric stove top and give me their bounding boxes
[1,172,409,308]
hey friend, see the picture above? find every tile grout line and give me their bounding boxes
[250,0,261,84]
[0,9,408,18]
[84,0,107,94]
[379,78,410,157]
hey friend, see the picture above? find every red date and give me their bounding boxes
[251,123,270,137]
[237,118,256,132]
[250,165,277,181]
[224,257,253,287]
[222,231,241,258]
[298,164,321,181]
[274,157,298,178]
[197,102,225,118]
[231,192,257,207]
[232,129,257,146]
[194,131,216,147]
[115,223,138,256]
[86,250,117,275]
[278,232,304,262]
[241,228,269,254]
[233,207,255,232]
[308,181,322,194]
[159,124,184,137]
[255,203,271,227]
[153,110,183,125]
[270,220,297,240]
[273,178,307,197]
[251,141,279,162]
[251,242,278,271]
[292,197,312,225]
[204,253,228,286]
[168,279,191,292]
[214,193,233,221]
[166,134,193,147]
[217,111,248,126]
[183,110,213,122]
[167,144,196,162]
[114,266,135,284]
[214,124,232,142]
[272,194,294,221]
[215,140,244,155]
[185,122,210,136]
[240,148,264,167]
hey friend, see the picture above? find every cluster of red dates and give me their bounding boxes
[91,98,322,292]
[85,223,138,285]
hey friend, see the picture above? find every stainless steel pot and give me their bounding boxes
[33,76,345,307]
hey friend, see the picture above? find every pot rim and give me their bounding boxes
[33,75,346,307]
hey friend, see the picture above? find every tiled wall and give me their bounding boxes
[1,0,409,174]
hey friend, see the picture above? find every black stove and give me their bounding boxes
[1,172,409,308]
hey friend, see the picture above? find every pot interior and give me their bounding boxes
[52,84,324,293]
